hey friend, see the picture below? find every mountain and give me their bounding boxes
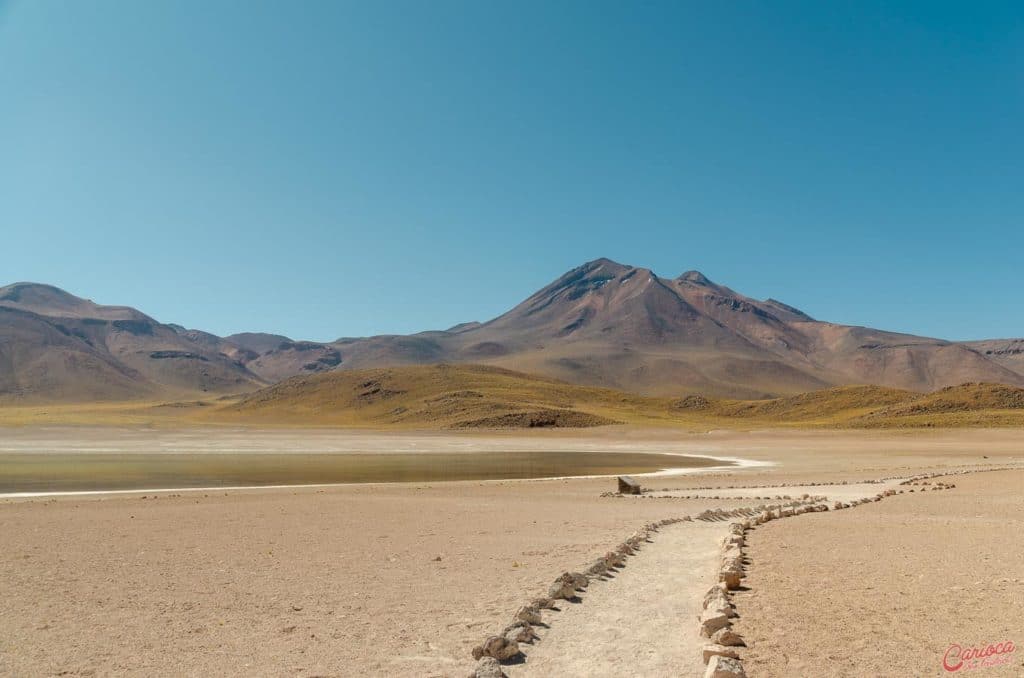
[2,261,1023,402]
[0,283,264,402]
[961,339,1024,376]
[321,259,1024,397]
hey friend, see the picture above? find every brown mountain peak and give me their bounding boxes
[677,270,713,285]
[0,282,146,321]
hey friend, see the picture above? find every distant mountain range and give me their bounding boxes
[2,258,1022,402]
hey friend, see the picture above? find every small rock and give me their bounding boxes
[547,578,576,600]
[531,597,555,610]
[703,583,728,607]
[719,570,742,590]
[703,643,740,663]
[711,627,746,646]
[699,609,730,637]
[703,588,729,610]
[514,605,542,625]
[704,655,747,678]
[471,635,520,661]
[471,656,505,678]
[618,476,642,495]
[503,622,538,644]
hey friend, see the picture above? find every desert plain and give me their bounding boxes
[1,426,1022,677]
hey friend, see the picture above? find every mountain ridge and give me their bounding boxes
[1,259,1022,401]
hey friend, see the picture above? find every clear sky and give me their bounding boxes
[2,1,1021,341]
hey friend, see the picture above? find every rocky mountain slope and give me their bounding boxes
[2,260,1022,401]
[320,259,1024,397]
[0,283,263,401]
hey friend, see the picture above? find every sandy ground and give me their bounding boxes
[1,427,1023,677]
[734,469,1024,678]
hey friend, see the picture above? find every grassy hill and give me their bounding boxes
[678,382,1024,428]
[1,364,1023,429]
[208,363,683,428]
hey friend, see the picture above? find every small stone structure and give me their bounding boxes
[617,475,642,494]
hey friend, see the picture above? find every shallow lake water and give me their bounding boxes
[0,451,728,493]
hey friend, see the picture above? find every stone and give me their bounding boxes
[699,608,730,636]
[703,588,730,613]
[567,571,589,589]
[711,627,746,646]
[703,583,727,607]
[723,534,744,548]
[618,476,642,494]
[704,655,747,677]
[471,635,520,661]
[703,643,740,663]
[547,579,576,600]
[719,570,742,590]
[721,556,744,573]
[472,656,505,678]
[503,621,538,644]
[513,605,542,624]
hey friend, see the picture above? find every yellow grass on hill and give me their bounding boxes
[682,384,915,422]
[1,365,1023,429]
[682,381,1024,428]
[207,363,683,428]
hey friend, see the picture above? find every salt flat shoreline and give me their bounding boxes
[1,428,1022,677]
[0,454,765,501]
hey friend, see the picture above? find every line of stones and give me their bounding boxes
[647,463,1022,492]
[697,473,971,678]
[466,516,692,678]
[469,467,1005,677]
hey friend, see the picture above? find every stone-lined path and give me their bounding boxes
[505,521,722,677]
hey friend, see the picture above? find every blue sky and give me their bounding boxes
[2,1,1021,341]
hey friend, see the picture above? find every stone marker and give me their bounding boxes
[471,635,520,661]
[514,605,542,624]
[699,608,731,636]
[719,570,742,590]
[567,571,589,590]
[503,622,538,644]
[704,655,747,678]
[547,579,576,600]
[703,583,727,606]
[711,627,746,646]
[471,656,505,678]
[703,643,740,663]
[618,476,642,495]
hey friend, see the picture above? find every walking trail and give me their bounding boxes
[506,521,723,677]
